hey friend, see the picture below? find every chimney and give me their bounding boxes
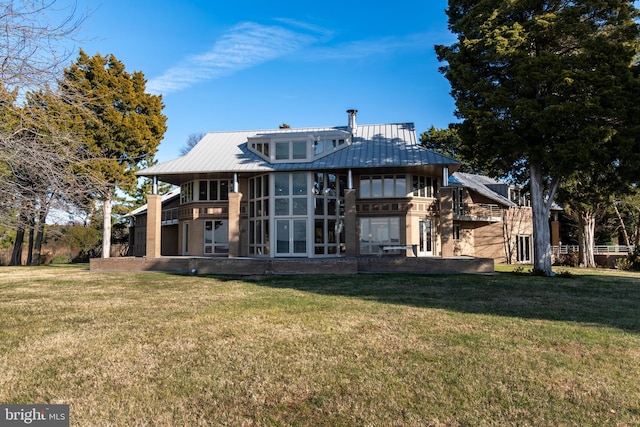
[347,109,358,133]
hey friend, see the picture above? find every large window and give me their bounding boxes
[359,217,400,254]
[204,220,229,254]
[360,175,407,198]
[274,173,307,216]
[198,180,229,201]
[313,173,346,255]
[412,176,438,198]
[275,141,307,160]
[180,182,193,203]
[516,235,532,263]
[248,175,270,256]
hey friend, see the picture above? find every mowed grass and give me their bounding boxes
[0,265,639,426]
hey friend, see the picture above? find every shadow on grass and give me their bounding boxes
[244,272,640,333]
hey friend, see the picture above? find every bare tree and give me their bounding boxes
[180,132,206,156]
[0,1,95,264]
[0,0,86,91]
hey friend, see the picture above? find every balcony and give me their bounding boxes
[161,208,178,225]
[453,203,503,222]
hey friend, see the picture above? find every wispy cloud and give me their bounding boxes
[148,20,441,95]
[148,21,320,94]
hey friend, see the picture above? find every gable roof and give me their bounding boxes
[138,123,460,184]
[449,172,516,207]
[125,187,180,217]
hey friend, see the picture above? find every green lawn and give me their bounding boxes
[0,264,639,426]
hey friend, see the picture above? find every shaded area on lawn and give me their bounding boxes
[244,272,640,333]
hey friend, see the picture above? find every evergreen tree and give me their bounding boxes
[436,0,640,275]
[60,50,167,258]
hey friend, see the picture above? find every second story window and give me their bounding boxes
[197,180,230,201]
[180,182,193,203]
[412,176,438,198]
[360,175,407,198]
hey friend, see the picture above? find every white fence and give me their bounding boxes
[552,245,632,255]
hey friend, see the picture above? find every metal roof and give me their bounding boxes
[138,123,460,184]
[449,172,516,207]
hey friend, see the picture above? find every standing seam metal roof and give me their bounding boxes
[138,123,460,179]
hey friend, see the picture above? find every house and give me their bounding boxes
[448,172,535,264]
[120,110,541,273]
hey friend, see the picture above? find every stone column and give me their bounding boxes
[344,189,357,257]
[146,194,162,258]
[228,192,243,258]
[439,187,454,258]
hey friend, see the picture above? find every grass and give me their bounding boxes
[0,264,639,426]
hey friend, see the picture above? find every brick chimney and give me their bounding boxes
[347,109,358,133]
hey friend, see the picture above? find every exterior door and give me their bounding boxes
[419,218,433,256]
[275,219,307,256]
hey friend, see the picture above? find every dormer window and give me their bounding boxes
[248,130,350,163]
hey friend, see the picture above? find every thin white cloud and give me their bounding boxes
[148,22,320,94]
[148,20,445,95]
[301,31,444,61]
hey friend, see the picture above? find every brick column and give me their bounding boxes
[146,194,162,258]
[551,212,560,246]
[228,192,243,258]
[344,189,357,257]
[439,187,454,258]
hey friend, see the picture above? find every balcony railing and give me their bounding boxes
[161,208,178,225]
[453,203,503,222]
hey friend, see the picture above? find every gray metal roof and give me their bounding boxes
[449,172,516,207]
[139,123,460,183]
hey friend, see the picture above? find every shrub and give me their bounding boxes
[553,252,578,267]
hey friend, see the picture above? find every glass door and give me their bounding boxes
[275,219,307,256]
[419,218,433,256]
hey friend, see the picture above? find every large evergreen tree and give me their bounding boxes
[60,50,167,258]
[436,0,640,275]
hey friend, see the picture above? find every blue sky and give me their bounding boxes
[76,1,457,163]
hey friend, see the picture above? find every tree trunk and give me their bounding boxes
[10,224,26,266]
[33,200,51,266]
[612,200,631,247]
[26,214,35,266]
[529,163,558,276]
[102,195,112,258]
[577,210,596,268]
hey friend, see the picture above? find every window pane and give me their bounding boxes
[360,177,371,198]
[314,197,324,215]
[275,199,289,216]
[199,181,208,201]
[292,197,307,215]
[384,176,394,197]
[315,219,324,244]
[396,176,406,197]
[220,180,229,200]
[293,220,306,253]
[292,173,307,195]
[372,176,382,198]
[275,174,289,196]
[213,221,229,253]
[209,181,218,200]
[276,220,289,253]
[292,141,307,159]
[314,140,323,155]
[275,142,289,159]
